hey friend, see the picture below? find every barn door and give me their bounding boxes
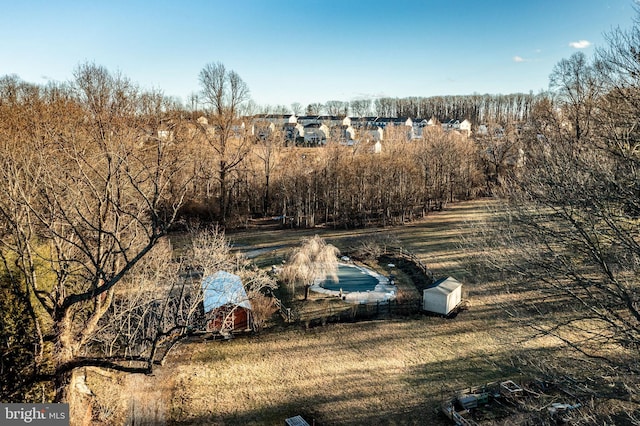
[206,306,236,333]
[221,308,235,333]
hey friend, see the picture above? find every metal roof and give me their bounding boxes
[424,276,462,295]
[202,271,251,313]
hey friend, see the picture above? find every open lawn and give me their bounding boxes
[87,200,617,425]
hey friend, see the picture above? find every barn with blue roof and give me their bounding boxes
[202,271,252,333]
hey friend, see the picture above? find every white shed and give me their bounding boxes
[423,276,462,315]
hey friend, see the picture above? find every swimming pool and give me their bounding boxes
[319,263,380,292]
[309,263,396,303]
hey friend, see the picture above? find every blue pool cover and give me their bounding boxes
[319,264,379,292]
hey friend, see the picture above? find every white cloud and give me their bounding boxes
[569,40,591,49]
[513,56,526,62]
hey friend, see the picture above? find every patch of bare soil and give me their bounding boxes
[85,363,175,425]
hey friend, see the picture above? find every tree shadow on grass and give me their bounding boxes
[165,345,574,426]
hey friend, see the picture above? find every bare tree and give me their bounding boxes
[90,239,186,367]
[374,97,396,117]
[305,102,324,115]
[290,102,303,115]
[90,226,278,416]
[187,92,200,113]
[252,126,284,216]
[271,104,291,114]
[413,128,477,212]
[549,51,602,141]
[475,121,523,189]
[350,99,371,117]
[0,64,191,403]
[480,24,640,369]
[198,62,252,225]
[325,100,349,116]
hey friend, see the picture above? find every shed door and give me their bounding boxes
[447,288,461,313]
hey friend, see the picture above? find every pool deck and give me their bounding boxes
[310,263,397,304]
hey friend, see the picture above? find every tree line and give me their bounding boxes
[189,64,532,227]
[247,93,538,125]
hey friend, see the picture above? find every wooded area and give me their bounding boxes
[1,12,639,424]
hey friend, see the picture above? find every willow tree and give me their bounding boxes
[282,235,340,300]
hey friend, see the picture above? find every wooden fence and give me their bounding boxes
[297,299,421,328]
[270,245,432,328]
[272,295,294,323]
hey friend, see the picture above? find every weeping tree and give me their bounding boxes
[281,235,340,300]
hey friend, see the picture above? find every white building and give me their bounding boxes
[423,276,462,316]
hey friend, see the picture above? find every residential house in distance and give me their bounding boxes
[374,117,414,139]
[317,115,347,128]
[296,115,320,126]
[427,117,439,126]
[303,122,330,145]
[253,113,297,127]
[441,119,472,137]
[155,118,176,142]
[253,121,276,140]
[240,114,474,146]
[283,122,305,143]
[374,117,413,128]
[459,119,472,136]
[329,123,356,144]
[412,118,429,139]
[350,117,384,142]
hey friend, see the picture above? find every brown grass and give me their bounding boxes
[85,199,632,425]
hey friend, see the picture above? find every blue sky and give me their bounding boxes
[0,0,636,109]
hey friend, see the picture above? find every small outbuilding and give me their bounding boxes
[422,276,463,316]
[202,271,252,333]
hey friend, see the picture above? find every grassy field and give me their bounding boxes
[87,199,598,425]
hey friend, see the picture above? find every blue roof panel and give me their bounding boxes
[202,271,251,313]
